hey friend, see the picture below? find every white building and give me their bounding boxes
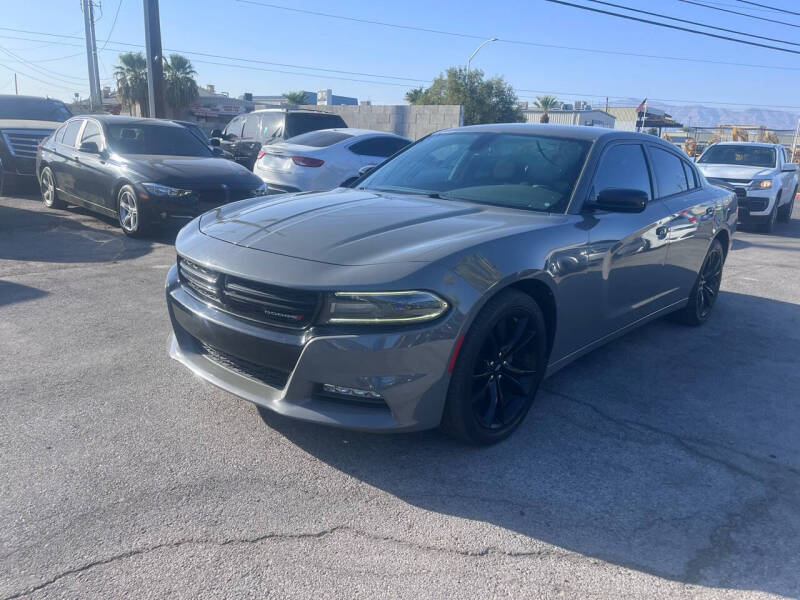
[521,108,615,129]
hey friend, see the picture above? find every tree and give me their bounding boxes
[284,91,309,105]
[534,95,559,123]
[114,52,149,117]
[404,87,424,104]
[408,67,523,126]
[164,53,199,118]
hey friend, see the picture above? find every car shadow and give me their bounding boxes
[0,201,179,263]
[258,290,800,596]
[0,281,49,307]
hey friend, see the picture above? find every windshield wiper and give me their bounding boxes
[363,186,445,199]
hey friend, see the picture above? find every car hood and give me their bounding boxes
[198,188,564,266]
[0,119,61,130]
[117,155,261,189]
[697,163,775,180]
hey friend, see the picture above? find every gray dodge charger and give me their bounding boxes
[166,124,736,444]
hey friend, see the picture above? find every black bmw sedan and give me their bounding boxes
[36,115,267,237]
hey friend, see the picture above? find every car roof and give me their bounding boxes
[0,94,67,102]
[300,127,406,139]
[70,115,183,127]
[710,141,781,148]
[249,108,338,115]
[436,123,657,144]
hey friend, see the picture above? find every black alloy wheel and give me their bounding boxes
[673,238,724,326]
[442,289,547,445]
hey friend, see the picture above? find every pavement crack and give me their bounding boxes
[3,526,563,599]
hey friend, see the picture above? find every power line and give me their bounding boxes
[678,0,800,28]
[99,0,124,52]
[0,44,104,84]
[736,0,800,16]
[0,61,88,92]
[545,0,800,55]
[583,0,800,45]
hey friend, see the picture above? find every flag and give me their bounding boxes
[636,98,647,114]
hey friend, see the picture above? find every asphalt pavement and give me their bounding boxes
[1,188,799,599]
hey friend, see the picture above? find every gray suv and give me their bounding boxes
[211,109,347,171]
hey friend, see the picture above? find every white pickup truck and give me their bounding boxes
[696,142,797,232]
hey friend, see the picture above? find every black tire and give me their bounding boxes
[0,172,14,197]
[441,289,547,445]
[117,184,148,237]
[777,187,796,223]
[673,239,724,326]
[760,194,779,233]
[39,166,66,209]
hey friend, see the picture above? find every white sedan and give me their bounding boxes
[252,128,411,194]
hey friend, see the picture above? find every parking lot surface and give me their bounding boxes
[1,190,799,599]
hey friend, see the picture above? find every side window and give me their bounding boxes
[80,121,103,149]
[593,143,652,201]
[242,115,260,139]
[649,147,689,197]
[349,136,410,158]
[62,120,84,148]
[223,116,243,140]
[682,160,698,189]
[260,113,283,141]
[54,125,66,144]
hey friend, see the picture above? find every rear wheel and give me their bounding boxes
[673,239,724,326]
[441,289,547,445]
[40,166,65,209]
[117,184,148,237]
[777,187,796,223]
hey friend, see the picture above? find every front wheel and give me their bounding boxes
[441,289,547,445]
[760,195,779,233]
[777,188,796,223]
[117,184,148,237]
[673,239,724,326]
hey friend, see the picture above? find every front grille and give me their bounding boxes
[198,340,289,388]
[724,178,752,184]
[178,257,321,329]
[734,187,747,199]
[1,129,52,158]
[195,188,254,207]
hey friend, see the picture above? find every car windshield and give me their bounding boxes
[359,132,591,213]
[106,123,213,156]
[286,130,353,147]
[698,145,776,168]
[285,113,347,138]
[0,97,72,121]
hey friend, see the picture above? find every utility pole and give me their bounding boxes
[14,73,18,95]
[81,0,102,111]
[464,38,497,126]
[143,0,166,118]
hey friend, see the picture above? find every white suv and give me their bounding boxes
[697,142,797,232]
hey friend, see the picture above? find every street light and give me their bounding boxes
[464,37,497,125]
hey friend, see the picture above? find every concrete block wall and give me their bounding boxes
[299,104,463,139]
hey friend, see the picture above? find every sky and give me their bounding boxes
[2,0,800,113]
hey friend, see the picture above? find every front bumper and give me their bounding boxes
[140,190,262,222]
[165,264,454,431]
[732,188,775,221]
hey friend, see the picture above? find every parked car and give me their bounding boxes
[37,115,267,237]
[0,94,72,195]
[172,120,234,160]
[166,124,736,444]
[696,142,797,232]
[253,128,411,194]
[211,109,347,171]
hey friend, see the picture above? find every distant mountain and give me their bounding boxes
[647,102,798,131]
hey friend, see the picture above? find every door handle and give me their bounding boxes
[705,206,714,215]
[656,226,669,238]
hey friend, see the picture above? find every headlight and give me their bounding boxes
[142,182,192,197]
[320,291,449,324]
[252,182,268,196]
[750,179,772,190]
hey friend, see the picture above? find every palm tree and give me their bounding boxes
[164,54,199,118]
[114,52,149,117]
[534,95,559,123]
[283,91,309,105]
[405,87,425,104]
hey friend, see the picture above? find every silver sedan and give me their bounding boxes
[166,124,737,444]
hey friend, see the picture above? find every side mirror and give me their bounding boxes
[211,147,223,156]
[79,141,100,154]
[781,162,798,172]
[592,188,648,213]
[358,164,377,177]
[209,137,220,147]
[210,129,223,139]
